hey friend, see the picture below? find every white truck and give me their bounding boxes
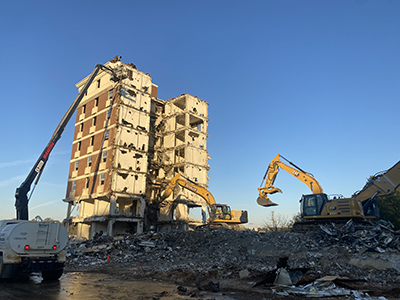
[0,218,68,281]
[0,62,122,282]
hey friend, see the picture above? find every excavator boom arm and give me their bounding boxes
[257,154,323,207]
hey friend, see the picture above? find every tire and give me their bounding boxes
[41,268,63,281]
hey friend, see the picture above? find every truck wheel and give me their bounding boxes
[41,269,63,281]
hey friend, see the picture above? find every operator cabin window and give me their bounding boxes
[94,97,99,107]
[108,89,113,99]
[100,173,105,185]
[74,161,79,171]
[102,151,107,163]
[88,156,92,167]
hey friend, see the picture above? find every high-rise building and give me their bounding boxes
[64,57,209,239]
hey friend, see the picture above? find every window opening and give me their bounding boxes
[102,151,107,163]
[72,181,76,191]
[108,89,113,99]
[74,161,79,171]
[127,69,133,80]
[100,174,105,185]
[95,97,99,107]
[88,156,92,167]
[105,130,109,140]
[90,136,94,146]
[93,116,97,126]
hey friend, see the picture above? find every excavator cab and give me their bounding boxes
[211,204,232,221]
[300,193,329,217]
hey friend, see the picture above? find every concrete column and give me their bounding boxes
[90,222,97,239]
[110,195,118,215]
[107,219,115,236]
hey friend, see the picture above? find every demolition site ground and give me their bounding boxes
[63,221,400,299]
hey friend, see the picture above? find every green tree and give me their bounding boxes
[377,189,400,230]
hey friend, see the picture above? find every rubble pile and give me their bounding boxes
[65,223,400,293]
[313,220,400,253]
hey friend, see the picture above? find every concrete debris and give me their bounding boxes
[315,219,400,253]
[273,281,388,299]
[65,226,400,298]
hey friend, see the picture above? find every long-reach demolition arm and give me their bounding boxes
[257,154,323,207]
[15,64,121,220]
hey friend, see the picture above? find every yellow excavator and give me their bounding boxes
[159,174,248,229]
[257,154,400,230]
[257,154,323,207]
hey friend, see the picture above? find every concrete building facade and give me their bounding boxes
[64,57,210,239]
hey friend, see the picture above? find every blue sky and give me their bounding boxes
[0,1,399,227]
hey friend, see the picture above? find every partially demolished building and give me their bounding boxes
[64,57,210,239]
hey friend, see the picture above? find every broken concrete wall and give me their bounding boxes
[110,172,146,195]
[164,94,208,117]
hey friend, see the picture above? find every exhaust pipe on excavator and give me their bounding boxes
[257,195,278,207]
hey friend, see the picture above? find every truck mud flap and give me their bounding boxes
[0,257,21,282]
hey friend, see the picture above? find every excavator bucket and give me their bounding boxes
[257,195,278,207]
